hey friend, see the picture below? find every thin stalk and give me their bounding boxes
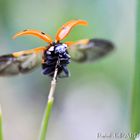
[39,66,58,140]
[0,106,3,140]
[131,0,140,136]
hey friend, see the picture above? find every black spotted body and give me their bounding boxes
[42,43,71,78]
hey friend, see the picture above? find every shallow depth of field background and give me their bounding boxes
[0,0,135,140]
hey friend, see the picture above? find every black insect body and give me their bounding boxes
[42,43,71,77]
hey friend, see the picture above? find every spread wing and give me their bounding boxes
[67,39,114,63]
[0,47,46,76]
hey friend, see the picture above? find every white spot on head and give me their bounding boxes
[63,43,67,48]
[55,44,67,53]
[48,46,54,51]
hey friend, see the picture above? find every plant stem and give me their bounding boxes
[0,106,3,140]
[39,67,58,140]
[131,0,140,136]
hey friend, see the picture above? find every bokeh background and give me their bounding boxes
[0,0,135,140]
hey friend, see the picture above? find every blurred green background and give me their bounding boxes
[0,0,135,140]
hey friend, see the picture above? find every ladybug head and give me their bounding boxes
[55,43,67,54]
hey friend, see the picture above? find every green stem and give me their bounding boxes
[131,0,140,136]
[0,106,3,140]
[39,66,58,140]
[39,98,54,140]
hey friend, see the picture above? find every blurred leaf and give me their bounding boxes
[131,0,140,135]
[0,106,3,140]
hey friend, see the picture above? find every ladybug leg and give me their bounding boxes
[58,65,70,78]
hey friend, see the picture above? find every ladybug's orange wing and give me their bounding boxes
[13,29,53,44]
[55,20,88,42]
[67,39,114,63]
[0,47,46,76]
